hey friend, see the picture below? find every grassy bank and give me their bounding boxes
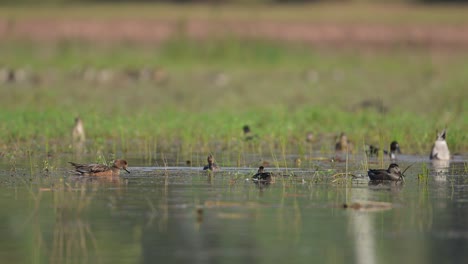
[0,39,466,157]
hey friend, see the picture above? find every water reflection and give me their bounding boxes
[368,180,404,192]
[0,157,467,263]
[431,160,450,182]
[29,182,100,264]
[349,209,376,264]
[346,179,404,264]
[348,184,375,264]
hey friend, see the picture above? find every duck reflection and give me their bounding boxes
[429,128,451,182]
[431,159,450,182]
[368,180,404,192]
[70,174,126,187]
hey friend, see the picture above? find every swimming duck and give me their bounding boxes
[203,154,219,171]
[69,159,130,176]
[252,166,272,182]
[368,163,402,181]
[430,129,450,160]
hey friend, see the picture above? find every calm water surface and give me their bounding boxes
[0,154,467,264]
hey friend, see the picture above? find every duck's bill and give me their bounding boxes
[124,168,130,173]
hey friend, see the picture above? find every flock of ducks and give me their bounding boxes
[69,119,452,183]
[0,66,169,85]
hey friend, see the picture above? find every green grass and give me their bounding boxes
[0,39,466,156]
[2,3,468,25]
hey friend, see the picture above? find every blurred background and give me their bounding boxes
[0,0,467,154]
[2,0,468,4]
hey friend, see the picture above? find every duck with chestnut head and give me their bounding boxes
[69,159,130,176]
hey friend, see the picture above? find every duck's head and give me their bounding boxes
[339,132,348,143]
[207,154,214,164]
[114,159,130,173]
[257,166,265,173]
[436,129,447,141]
[388,163,401,175]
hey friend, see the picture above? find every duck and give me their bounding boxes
[69,159,130,176]
[243,125,258,141]
[203,154,219,171]
[367,163,402,181]
[335,132,352,152]
[430,129,450,160]
[305,132,314,143]
[72,116,86,143]
[252,166,272,182]
[388,141,401,160]
[366,144,379,156]
[366,141,401,160]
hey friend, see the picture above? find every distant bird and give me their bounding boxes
[72,117,86,143]
[355,99,388,114]
[252,166,272,183]
[335,132,352,152]
[430,129,450,161]
[243,125,257,141]
[295,158,302,167]
[305,132,314,143]
[388,141,401,160]
[366,144,379,156]
[368,163,402,181]
[203,154,219,171]
[69,159,130,176]
[366,141,401,160]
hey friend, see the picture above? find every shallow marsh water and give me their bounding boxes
[0,154,467,264]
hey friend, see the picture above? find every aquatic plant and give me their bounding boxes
[417,163,430,185]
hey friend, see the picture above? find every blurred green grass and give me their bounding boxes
[0,3,467,156]
[0,39,466,155]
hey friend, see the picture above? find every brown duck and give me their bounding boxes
[69,159,130,176]
[367,163,402,181]
[203,154,219,171]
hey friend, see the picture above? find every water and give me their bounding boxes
[0,154,467,264]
